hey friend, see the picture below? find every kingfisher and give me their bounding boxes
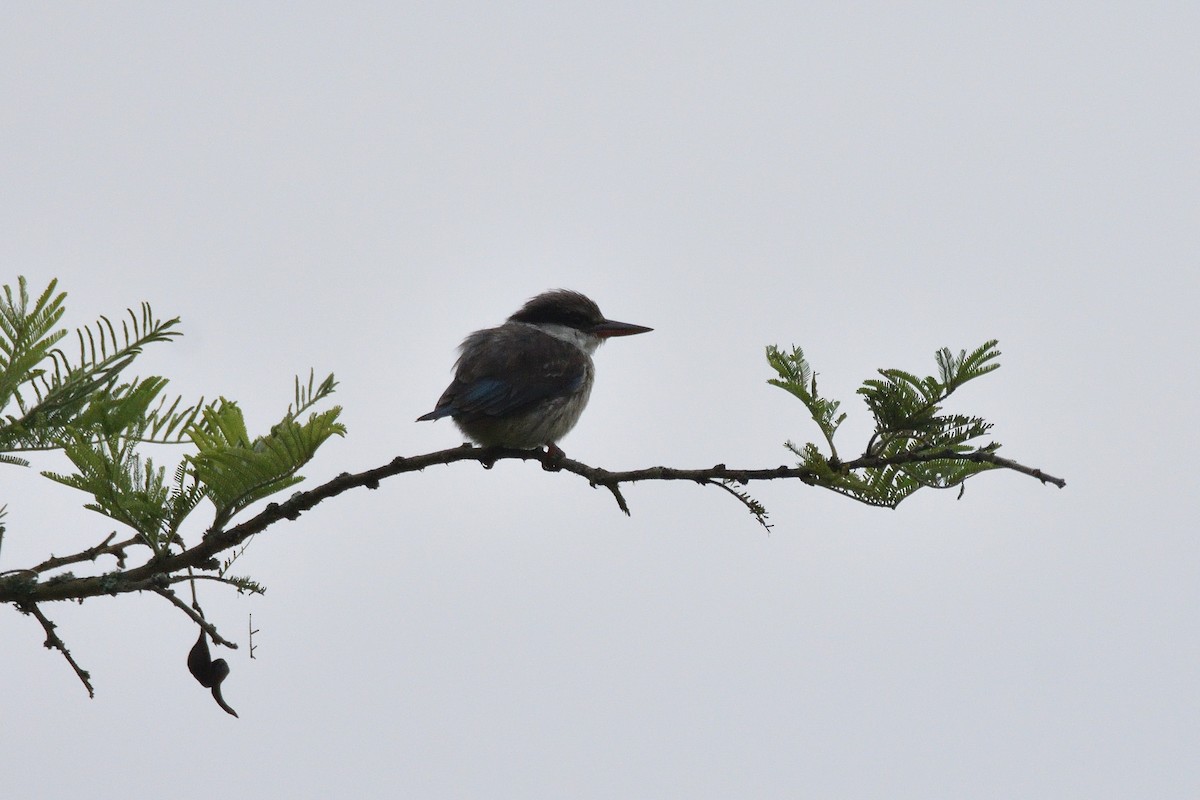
[416,289,652,456]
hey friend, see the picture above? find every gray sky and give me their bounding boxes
[2,2,1197,797]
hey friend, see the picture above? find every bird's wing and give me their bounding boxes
[426,327,587,421]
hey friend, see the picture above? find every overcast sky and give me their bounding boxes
[2,3,1197,797]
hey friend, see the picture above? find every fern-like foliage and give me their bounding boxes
[767,345,846,459]
[187,395,345,528]
[1,276,352,705]
[768,341,1004,508]
[3,275,343,565]
[0,277,201,454]
[43,431,178,551]
[0,277,68,408]
[288,369,339,419]
[35,380,341,556]
[0,277,69,451]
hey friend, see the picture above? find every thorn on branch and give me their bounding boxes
[610,484,631,516]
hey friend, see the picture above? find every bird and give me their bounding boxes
[416,289,652,457]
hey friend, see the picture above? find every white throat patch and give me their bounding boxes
[534,322,602,355]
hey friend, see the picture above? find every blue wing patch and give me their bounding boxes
[417,325,589,423]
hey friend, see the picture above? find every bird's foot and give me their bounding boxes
[479,445,504,469]
[540,443,566,470]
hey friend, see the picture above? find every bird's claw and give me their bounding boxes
[541,443,566,470]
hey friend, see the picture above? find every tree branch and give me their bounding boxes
[18,602,95,698]
[841,448,1067,487]
[32,531,136,573]
[0,444,1064,607]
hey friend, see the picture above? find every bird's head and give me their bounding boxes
[508,290,653,349]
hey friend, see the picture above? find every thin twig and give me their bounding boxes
[20,602,95,698]
[150,586,238,648]
[32,532,136,573]
[705,479,773,531]
[172,573,263,590]
[842,449,1066,487]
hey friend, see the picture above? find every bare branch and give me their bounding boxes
[19,602,94,698]
[32,531,136,573]
[0,444,1064,608]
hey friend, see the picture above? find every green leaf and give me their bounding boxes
[187,398,345,525]
[288,370,339,420]
[42,431,175,548]
[767,345,845,458]
[770,339,1007,508]
[936,340,1001,390]
[1,277,188,455]
[0,277,69,420]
